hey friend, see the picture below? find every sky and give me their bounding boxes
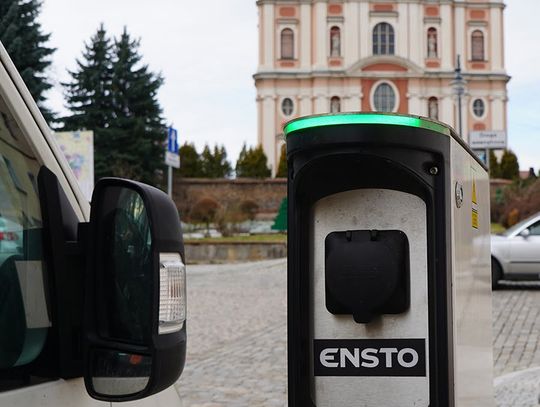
[39,0,540,171]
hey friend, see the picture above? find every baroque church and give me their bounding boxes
[254,0,509,173]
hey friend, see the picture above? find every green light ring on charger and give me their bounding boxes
[283,113,451,137]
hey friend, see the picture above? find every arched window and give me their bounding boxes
[372,23,395,55]
[282,98,294,116]
[427,28,438,58]
[373,83,396,112]
[330,96,341,113]
[471,30,484,61]
[330,26,341,57]
[281,28,294,60]
[472,99,485,117]
[428,97,439,120]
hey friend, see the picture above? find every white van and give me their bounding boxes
[0,42,186,406]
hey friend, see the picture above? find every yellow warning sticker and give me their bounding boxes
[472,209,479,229]
[471,167,479,229]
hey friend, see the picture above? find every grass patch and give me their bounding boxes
[491,223,505,234]
[185,233,287,244]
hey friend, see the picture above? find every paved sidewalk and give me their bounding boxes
[492,281,540,407]
[175,260,540,406]
[175,259,287,407]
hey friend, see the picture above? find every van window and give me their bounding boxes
[0,92,50,370]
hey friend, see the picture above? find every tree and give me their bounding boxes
[488,150,501,178]
[189,198,219,237]
[108,28,166,185]
[499,149,519,180]
[276,144,287,178]
[235,144,271,178]
[0,0,55,121]
[64,26,167,185]
[177,142,203,177]
[240,200,259,221]
[63,24,114,179]
[200,144,232,178]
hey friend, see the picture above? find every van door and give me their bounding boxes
[0,55,106,406]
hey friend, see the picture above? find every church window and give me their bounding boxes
[473,99,485,118]
[373,83,396,112]
[428,97,439,120]
[282,98,294,116]
[281,29,294,60]
[373,23,394,55]
[330,97,341,113]
[471,30,484,61]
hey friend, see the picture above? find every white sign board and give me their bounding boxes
[469,131,507,149]
[165,151,180,168]
[54,130,94,201]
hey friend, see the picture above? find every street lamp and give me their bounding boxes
[450,55,467,138]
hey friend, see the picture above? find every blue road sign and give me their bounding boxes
[165,127,180,168]
[168,127,179,154]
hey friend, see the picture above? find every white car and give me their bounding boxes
[491,211,540,289]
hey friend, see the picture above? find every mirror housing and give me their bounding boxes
[519,228,531,238]
[84,178,186,402]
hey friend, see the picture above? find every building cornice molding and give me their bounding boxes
[468,21,488,27]
[369,11,399,17]
[424,17,442,24]
[255,1,505,9]
[347,55,425,75]
[327,16,344,23]
[254,70,511,82]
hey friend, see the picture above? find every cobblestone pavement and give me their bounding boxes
[492,281,540,407]
[174,260,540,406]
[175,259,287,407]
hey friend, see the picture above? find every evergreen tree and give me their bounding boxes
[499,149,519,180]
[64,26,167,185]
[0,0,55,120]
[276,144,287,178]
[272,197,287,231]
[235,144,248,176]
[489,149,501,179]
[177,142,203,177]
[108,28,166,184]
[235,144,271,178]
[200,144,232,178]
[63,24,114,179]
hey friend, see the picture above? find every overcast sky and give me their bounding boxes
[39,0,539,171]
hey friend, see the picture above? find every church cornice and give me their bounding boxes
[347,55,425,75]
[253,70,510,82]
[256,1,504,7]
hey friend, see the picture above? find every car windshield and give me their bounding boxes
[502,213,540,236]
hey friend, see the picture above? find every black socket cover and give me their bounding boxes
[325,230,410,323]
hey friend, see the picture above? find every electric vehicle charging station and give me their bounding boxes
[285,113,494,407]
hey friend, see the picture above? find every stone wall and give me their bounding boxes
[185,242,287,264]
[173,177,287,219]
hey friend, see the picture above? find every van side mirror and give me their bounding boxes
[519,228,531,238]
[84,178,186,401]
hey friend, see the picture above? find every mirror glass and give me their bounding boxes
[91,348,151,396]
[98,187,152,344]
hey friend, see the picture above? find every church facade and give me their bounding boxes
[254,0,510,173]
